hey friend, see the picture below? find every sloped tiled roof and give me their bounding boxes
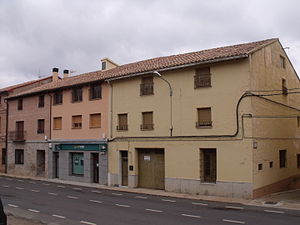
[8,38,278,99]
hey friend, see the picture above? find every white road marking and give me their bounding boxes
[42,183,50,186]
[80,221,97,225]
[67,195,78,199]
[73,187,82,190]
[112,192,123,196]
[29,181,36,184]
[89,200,103,204]
[16,187,24,190]
[145,209,163,213]
[192,202,208,206]
[135,196,148,199]
[91,190,102,194]
[223,219,245,224]
[115,204,131,208]
[1,185,9,188]
[31,189,40,193]
[181,214,201,219]
[161,199,176,203]
[17,180,24,182]
[264,209,285,214]
[28,209,40,213]
[8,204,18,208]
[52,214,66,219]
[225,206,244,210]
[48,192,58,196]
[57,185,65,188]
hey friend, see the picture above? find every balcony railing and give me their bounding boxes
[140,124,154,130]
[194,76,211,88]
[9,131,26,142]
[116,125,128,131]
[196,121,212,128]
[140,83,154,96]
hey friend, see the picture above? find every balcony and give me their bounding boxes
[140,124,154,131]
[9,131,26,142]
[140,83,154,96]
[194,76,211,88]
[196,121,212,128]
[116,125,128,131]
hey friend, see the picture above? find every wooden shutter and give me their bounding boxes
[72,115,82,128]
[90,114,101,128]
[54,117,62,130]
[119,114,127,126]
[198,108,211,125]
[142,112,153,125]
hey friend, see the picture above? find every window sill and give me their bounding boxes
[196,126,212,129]
[53,103,63,106]
[71,101,83,104]
[116,129,128,132]
[89,98,102,101]
[53,128,62,130]
[194,85,212,89]
[140,129,154,131]
[90,126,101,129]
[72,127,82,129]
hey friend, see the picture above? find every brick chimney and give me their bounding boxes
[101,58,118,71]
[63,69,69,78]
[52,68,59,81]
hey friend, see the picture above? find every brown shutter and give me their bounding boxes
[142,112,153,125]
[72,115,82,128]
[119,114,128,126]
[54,117,62,130]
[90,114,101,128]
[198,108,211,123]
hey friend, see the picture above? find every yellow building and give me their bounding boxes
[106,38,300,198]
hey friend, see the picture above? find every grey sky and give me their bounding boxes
[0,0,300,88]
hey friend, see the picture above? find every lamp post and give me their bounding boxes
[153,71,173,136]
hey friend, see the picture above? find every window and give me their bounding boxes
[53,91,63,105]
[297,154,300,169]
[71,153,84,175]
[200,149,216,183]
[53,117,62,130]
[2,149,6,165]
[38,95,44,108]
[89,84,102,100]
[17,99,23,110]
[102,61,106,70]
[280,55,286,68]
[196,107,212,127]
[90,113,101,128]
[140,76,154,96]
[269,161,273,168]
[72,87,82,102]
[117,114,128,131]
[141,111,154,130]
[194,67,211,88]
[72,115,82,129]
[279,150,287,168]
[15,121,24,141]
[258,163,263,170]
[297,117,300,127]
[15,149,24,164]
[37,119,45,134]
[282,78,288,96]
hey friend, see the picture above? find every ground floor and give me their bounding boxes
[108,138,300,199]
[48,140,108,185]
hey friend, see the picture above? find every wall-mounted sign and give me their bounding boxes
[55,143,107,152]
[144,155,150,161]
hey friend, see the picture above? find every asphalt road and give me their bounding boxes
[0,175,300,225]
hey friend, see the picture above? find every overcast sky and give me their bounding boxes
[0,0,300,88]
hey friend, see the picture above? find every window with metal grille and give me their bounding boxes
[90,113,101,128]
[200,149,216,183]
[141,111,154,130]
[117,114,128,131]
[140,76,154,96]
[15,149,24,164]
[89,84,102,100]
[53,91,63,105]
[38,95,44,108]
[279,150,287,168]
[194,67,211,88]
[53,117,62,130]
[196,107,212,127]
[72,115,82,129]
[72,87,83,102]
[17,99,23,110]
[37,119,45,134]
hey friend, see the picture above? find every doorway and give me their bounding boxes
[53,152,59,178]
[121,151,128,186]
[91,153,99,183]
[36,150,45,176]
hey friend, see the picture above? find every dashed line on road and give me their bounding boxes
[145,209,163,213]
[17,180,24,182]
[223,219,245,224]
[52,214,66,219]
[16,187,24,190]
[80,220,97,225]
[161,199,176,203]
[31,189,40,193]
[181,214,201,219]
[73,187,82,191]
[1,185,9,188]
[264,209,285,214]
[112,192,123,196]
[225,206,244,210]
[115,204,131,208]
[135,196,148,199]
[8,204,18,208]
[67,195,79,199]
[57,185,66,188]
[91,190,102,194]
[48,192,58,196]
[89,200,103,204]
[42,183,50,186]
[192,202,208,206]
[29,181,36,184]
[28,209,40,213]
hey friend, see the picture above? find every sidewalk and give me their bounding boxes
[1,173,300,211]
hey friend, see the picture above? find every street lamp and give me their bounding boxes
[153,71,173,136]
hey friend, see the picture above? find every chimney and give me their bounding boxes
[100,58,118,71]
[52,68,59,81]
[63,69,69,78]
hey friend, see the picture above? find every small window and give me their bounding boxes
[200,149,217,183]
[15,149,24,164]
[53,91,63,105]
[53,117,62,130]
[117,114,128,131]
[90,113,101,128]
[297,154,300,169]
[279,150,287,168]
[140,76,154,96]
[72,87,82,102]
[282,78,288,96]
[258,163,263,170]
[102,61,106,70]
[194,67,211,88]
[37,119,45,134]
[17,99,23,110]
[89,84,102,100]
[38,95,44,108]
[280,55,286,69]
[2,148,6,165]
[141,111,154,130]
[269,161,273,168]
[72,115,82,129]
[196,107,212,127]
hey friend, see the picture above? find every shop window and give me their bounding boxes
[71,153,84,175]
